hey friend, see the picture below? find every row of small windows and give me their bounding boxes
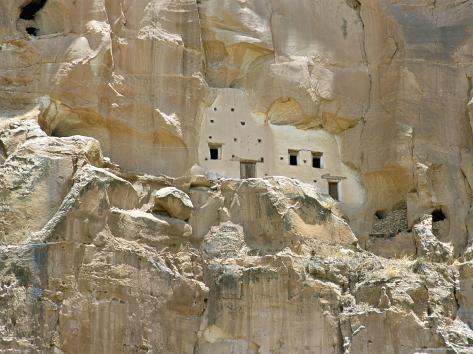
[208,145,323,169]
[208,145,264,163]
[206,145,339,200]
[288,150,323,168]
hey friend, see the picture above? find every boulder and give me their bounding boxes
[153,187,194,221]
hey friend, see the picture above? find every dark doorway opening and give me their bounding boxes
[328,182,339,201]
[20,0,47,20]
[240,162,256,179]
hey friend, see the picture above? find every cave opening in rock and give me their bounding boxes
[19,0,47,21]
[432,209,446,222]
[374,210,387,220]
[25,27,38,36]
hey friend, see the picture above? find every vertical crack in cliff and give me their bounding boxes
[466,74,472,111]
[410,118,416,187]
[348,0,371,167]
[195,0,208,75]
[103,0,115,70]
[452,269,461,314]
[460,166,472,250]
[268,6,277,62]
[354,1,372,120]
[431,0,439,26]
[459,67,473,248]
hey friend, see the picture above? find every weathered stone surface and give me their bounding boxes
[413,215,454,263]
[2,1,473,353]
[0,122,471,353]
[0,121,103,244]
[1,0,473,255]
[152,186,194,221]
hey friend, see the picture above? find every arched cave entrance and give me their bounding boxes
[20,0,47,20]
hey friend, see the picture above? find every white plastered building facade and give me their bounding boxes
[198,89,364,205]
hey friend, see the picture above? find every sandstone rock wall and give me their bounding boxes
[2,0,473,353]
[2,0,473,255]
[0,120,472,353]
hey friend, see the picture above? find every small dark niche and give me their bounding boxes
[432,209,446,222]
[374,210,387,220]
[26,27,38,36]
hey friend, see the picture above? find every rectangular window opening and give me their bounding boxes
[289,150,299,166]
[328,181,339,201]
[209,144,222,160]
[312,152,323,169]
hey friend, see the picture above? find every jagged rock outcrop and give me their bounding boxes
[0,120,472,353]
[2,0,473,256]
[2,0,473,353]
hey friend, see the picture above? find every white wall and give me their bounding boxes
[198,88,365,205]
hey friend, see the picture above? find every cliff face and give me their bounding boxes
[2,0,473,353]
[3,0,473,252]
[0,119,471,353]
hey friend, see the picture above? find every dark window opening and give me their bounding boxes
[208,136,212,139]
[289,150,298,166]
[280,157,284,160]
[234,138,237,142]
[210,119,214,123]
[240,122,246,126]
[432,209,446,222]
[374,210,387,220]
[289,155,298,166]
[231,108,235,112]
[257,138,262,143]
[20,0,47,20]
[328,182,339,201]
[260,157,264,162]
[213,107,217,111]
[26,27,38,36]
[209,144,222,160]
[312,152,323,168]
[209,149,219,160]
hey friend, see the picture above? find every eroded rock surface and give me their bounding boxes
[0,120,471,353]
[2,0,473,353]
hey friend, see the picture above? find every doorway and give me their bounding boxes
[240,161,256,179]
[328,181,339,201]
